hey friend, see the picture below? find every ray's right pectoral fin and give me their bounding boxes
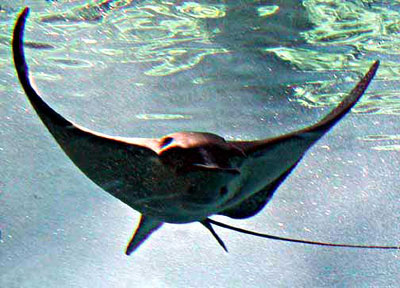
[283,61,380,142]
[232,60,380,156]
[126,215,163,255]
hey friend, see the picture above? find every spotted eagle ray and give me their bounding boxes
[13,8,398,255]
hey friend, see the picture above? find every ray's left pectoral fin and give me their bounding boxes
[126,215,163,255]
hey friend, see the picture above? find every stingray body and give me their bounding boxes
[13,8,380,255]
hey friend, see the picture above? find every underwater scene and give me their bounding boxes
[1,0,399,287]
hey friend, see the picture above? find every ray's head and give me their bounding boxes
[156,132,245,173]
[158,132,227,151]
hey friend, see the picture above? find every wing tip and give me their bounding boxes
[372,59,380,70]
[307,60,380,132]
[13,7,30,44]
[13,7,30,69]
[354,60,379,95]
[359,60,380,94]
[22,7,30,17]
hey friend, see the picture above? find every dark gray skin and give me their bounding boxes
[13,8,380,255]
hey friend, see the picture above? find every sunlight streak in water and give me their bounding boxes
[359,134,400,151]
[135,113,191,120]
[257,5,280,17]
[175,2,226,19]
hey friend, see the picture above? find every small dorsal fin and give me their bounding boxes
[126,215,163,255]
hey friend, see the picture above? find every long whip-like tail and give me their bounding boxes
[208,219,400,250]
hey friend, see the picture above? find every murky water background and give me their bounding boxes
[1,1,399,287]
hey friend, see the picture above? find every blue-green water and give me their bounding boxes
[1,1,399,287]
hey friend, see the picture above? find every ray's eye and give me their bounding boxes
[220,186,228,196]
[161,137,174,148]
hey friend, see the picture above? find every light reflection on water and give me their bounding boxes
[360,134,400,151]
[292,0,400,117]
[0,4,398,102]
[35,1,231,76]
